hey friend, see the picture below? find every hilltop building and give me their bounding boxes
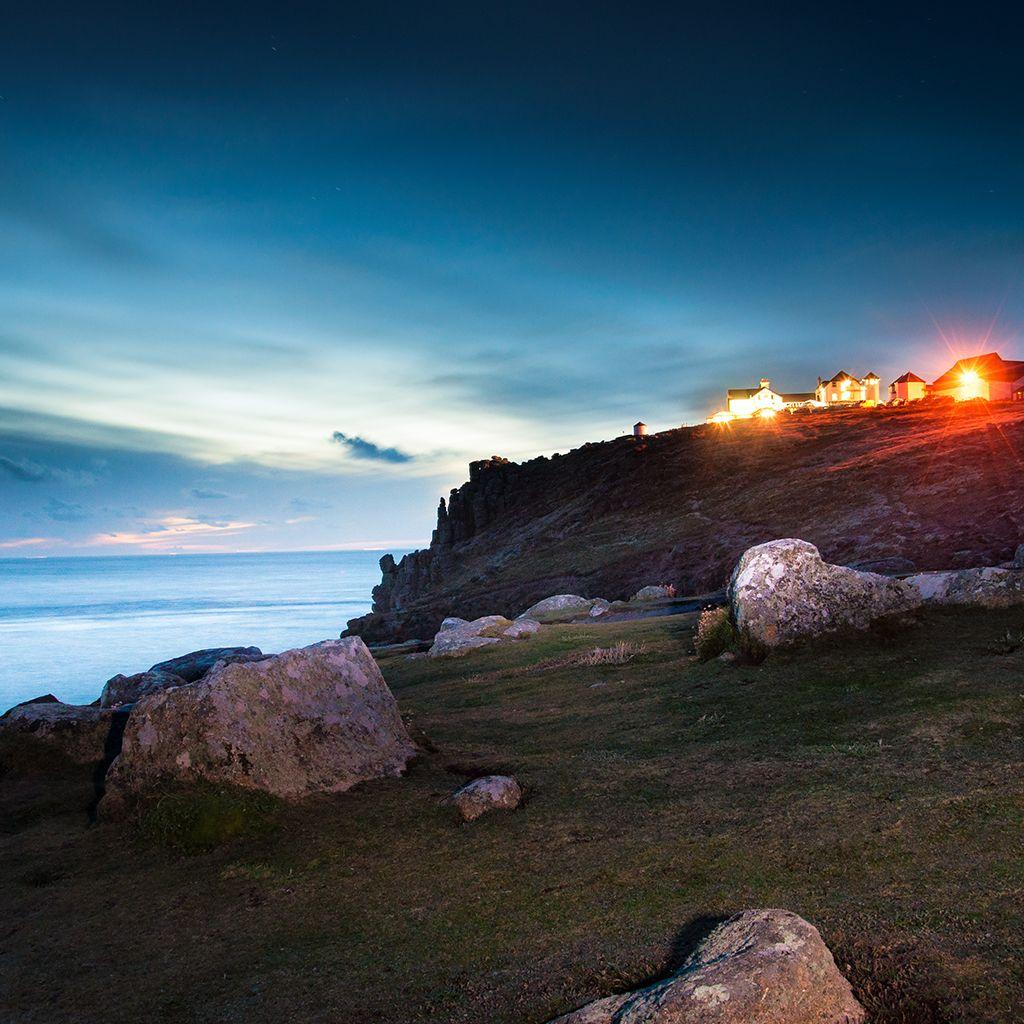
[815,371,881,406]
[889,372,927,403]
[725,378,816,419]
[930,353,1024,402]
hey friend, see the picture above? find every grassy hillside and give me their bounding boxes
[5,608,1024,1022]
[350,400,1024,641]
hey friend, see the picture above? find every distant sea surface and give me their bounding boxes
[0,550,401,713]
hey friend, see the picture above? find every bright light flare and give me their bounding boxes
[756,407,777,419]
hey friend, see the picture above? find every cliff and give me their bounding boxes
[345,400,1024,642]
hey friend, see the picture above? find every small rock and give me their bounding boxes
[439,617,469,632]
[518,594,597,623]
[588,599,612,618]
[427,615,514,657]
[729,539,920,648]
[631,584,676,601]
[148,646,265,684]
[449,774,523,821]
[503,618,541,639]
[546,908,864,1024]
[100,670,188,708]
[1014,544,1024,568]
[717,650,738,664]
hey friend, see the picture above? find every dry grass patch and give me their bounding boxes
[539,640,648,670]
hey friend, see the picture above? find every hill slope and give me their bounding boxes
[347,401,1024,642]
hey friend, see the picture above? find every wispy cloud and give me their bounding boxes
[330,432,413,464]
[0,456,49,482]
[188,487,229,500]
[0,536,56,549]
[89,516,256,551]
[44,498,90,522]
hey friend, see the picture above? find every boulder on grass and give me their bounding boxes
[427,615,514,657]
[100,670,188,708]
[449,775,523,821]
[503,618,541,639]
[631,584,676,601]
[101,638,414,810]
[518,595,596,624]
[0,699,130,766]
[905,566,1024,608]
[588,598,612,618]
[547,909,864,1024]
[148,646,264,683]
[729,539,920,648]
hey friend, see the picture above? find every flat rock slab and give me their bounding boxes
[548,908,864,1024]
[102,638,415,808]
[730,538,920,648]
[450,774,523,821]
[517,595,598,623]
[906,566,1024,607]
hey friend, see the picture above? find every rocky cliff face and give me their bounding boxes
[346,401,1024,642]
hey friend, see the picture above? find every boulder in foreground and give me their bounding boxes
[548,908,864,1024]
[102,638,415,809]
[449,774,523,821]
[1,698,130,766]
[148,646,264,683]
[729,539,920,648]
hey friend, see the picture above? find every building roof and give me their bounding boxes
[726,387,767,399]
[932,352,1024,389]
[891,371,925,385]
[819,370,858,386]
[781,392,815,402]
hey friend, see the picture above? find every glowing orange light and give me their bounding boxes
[757,407,777,419]
[709,411,735,426]
[961,368,980,384]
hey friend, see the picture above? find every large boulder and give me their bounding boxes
[427,615,514,657]
[518,595,597,624]
[548,909,864,1024]
[503,618,541,639]
[905,566,1024,608]
[148,646,264,683]
[101,638,414,808]
[729,539,920,648]
[100,670,188,708]
[449,775,523,821]
[0,698,131,766]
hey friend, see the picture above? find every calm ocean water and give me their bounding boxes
[0,550,400,713]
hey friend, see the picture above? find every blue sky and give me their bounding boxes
[2,2,1023,554]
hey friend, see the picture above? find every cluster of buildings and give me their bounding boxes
[708,352,1024,424]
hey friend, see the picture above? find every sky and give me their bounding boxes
[2,2,1023,555]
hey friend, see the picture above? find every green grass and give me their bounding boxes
[3,607,1024,1022]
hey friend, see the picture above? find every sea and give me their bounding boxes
[0,550,401,713]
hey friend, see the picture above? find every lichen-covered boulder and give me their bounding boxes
[439,617,469,632]
[631,584,676,601]
[148,646,264,683]
[503,618,541,639]
[518,595,597,623]
[905,566,1024,608]
[588,599,612,618]
[427,615,513,657]
[100,670,188,708]
[0,698,130,766]
[101,638,414,809]
[547,909,864,1024]
[729,539,920,648]
[449,774,523,821]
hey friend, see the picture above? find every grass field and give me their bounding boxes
[3,608,1024,1023]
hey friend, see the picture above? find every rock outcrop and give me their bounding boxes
[906,566,1024,607]
[100,669,187,708]
[102,638,414,809]
[0,698,131,766]
[449,775,523,821]
[547,909,864,1024]
[344,404,1024,643]
[730,539,920,648]
[148,646,264,683]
